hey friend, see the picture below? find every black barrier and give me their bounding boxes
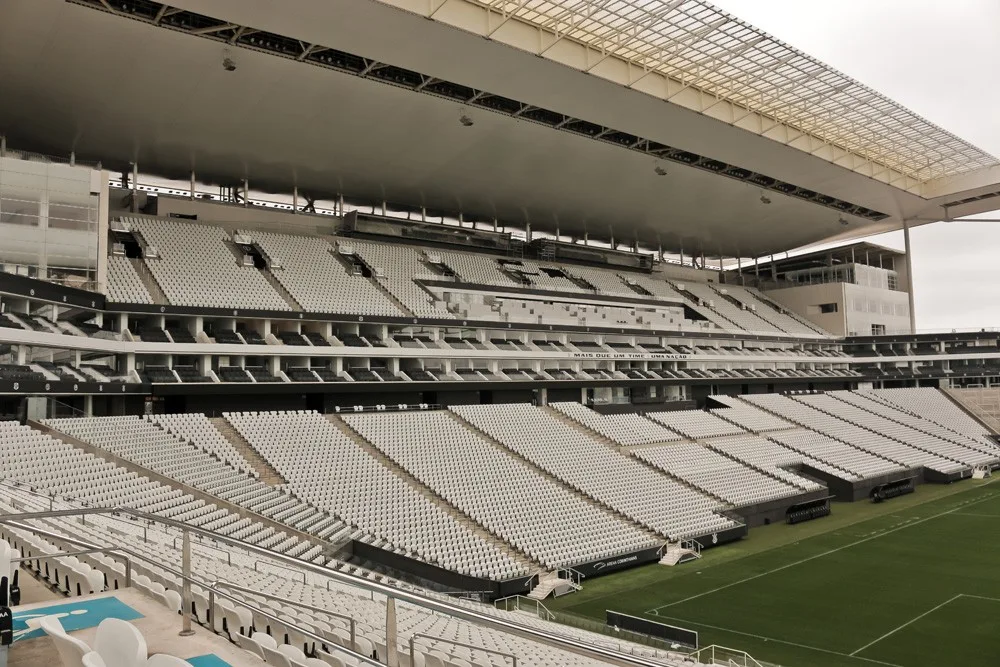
[571,546,662,578]
[351,540,535,600]
[606,611,698,648]
[690,523,748,549]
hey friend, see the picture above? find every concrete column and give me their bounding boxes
[190,171,196,200]
[903,219,917,334]
[83,395,94,417]
[131,162,139,213]
[243,179,249,208]
[292,186,298,213]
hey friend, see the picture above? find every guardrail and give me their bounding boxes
[0,514,382,665]
[0,506,681,667]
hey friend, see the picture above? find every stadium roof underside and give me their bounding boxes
[1,0,998,258]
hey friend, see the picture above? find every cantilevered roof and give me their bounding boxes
[406,0,999,187]
[2,0,998,258]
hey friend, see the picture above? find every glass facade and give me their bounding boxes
[0,156,100,289]
[786,262,900,292]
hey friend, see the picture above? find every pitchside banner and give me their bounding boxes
[606,610,699,649]
[572,546,661,578]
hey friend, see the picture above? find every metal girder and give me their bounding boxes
[454,0,998,185]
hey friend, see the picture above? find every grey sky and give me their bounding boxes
[712,0,1000,331]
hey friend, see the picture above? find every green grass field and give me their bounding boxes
[547,479,1000,667]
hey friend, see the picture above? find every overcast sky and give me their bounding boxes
[711,0,1000,331]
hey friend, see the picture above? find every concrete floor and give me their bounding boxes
[9,588,265,667]
[12,567,62,606]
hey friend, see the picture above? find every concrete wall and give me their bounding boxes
[763,283,846,336]
[119,192,341,236]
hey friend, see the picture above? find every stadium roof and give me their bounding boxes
[0,0,998,258]
[450,0,999,185]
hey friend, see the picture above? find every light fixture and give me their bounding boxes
[222,48,236,72]
[838,216,848,225]
[654,166,667,176]
[459,115,474,127]
[759,194,771,205]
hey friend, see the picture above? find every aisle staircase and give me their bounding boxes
[325,414,541,575]
[945,388,1000,435]
[658,540,701,566]
[210,417,287,486]
[129,257,169,305]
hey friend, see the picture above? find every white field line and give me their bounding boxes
[648,490,997,614]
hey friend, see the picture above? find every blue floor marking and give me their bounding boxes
[186,655,234,667]
[12,596,143,642]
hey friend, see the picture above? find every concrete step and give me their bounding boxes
[324,414,541,574]
[209,417,287,486]
[128,256,169,305]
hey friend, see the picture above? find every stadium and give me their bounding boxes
[0,0,999,666]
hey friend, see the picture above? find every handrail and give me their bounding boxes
[0,507,676,667]
[493,595,555,622]
[0,516,381,666]
[10,546,133,589]
[209,580,357,651]
[409,632,517,667]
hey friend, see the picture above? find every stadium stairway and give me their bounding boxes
[129,257,169,305]
[733,396,907,470]
[450,409,668,542]
[28,420,331,555]
[326,413,542,576]
[208,418,286,486]
[788,395,970,470]
[944,388,1000,434]
[539,406,628,450]
[828,392,999,459]
[259,266,305,311]
[540,407,743,509]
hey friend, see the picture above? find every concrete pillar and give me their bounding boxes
[131,162,139,213]
[242,179,249,208]
[190,171,196,201]
[903,219,917,334]
[292,186,298,213]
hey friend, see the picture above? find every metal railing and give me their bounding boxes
[0,513,382,666]
[0,506,680,667]
[409,632,517,667]
[10,546,132,589]
[209,580,357,652]
[686,644,772,667]
[494,595,555,621]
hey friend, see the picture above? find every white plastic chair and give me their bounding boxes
[82,653,107,667]
[93,618,147,667]
[41,616,92,667]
